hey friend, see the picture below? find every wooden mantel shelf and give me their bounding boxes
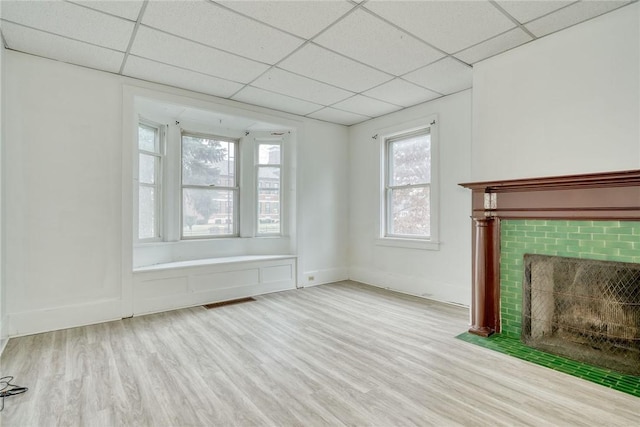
[459,169,640,337]
[460,169,640,192]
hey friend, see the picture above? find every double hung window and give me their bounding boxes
[137,123,162,240]
[256,142,282,235]
[384,128,432,239]
[181,133,239,238]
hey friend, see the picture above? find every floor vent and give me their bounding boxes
[203,297,256,309]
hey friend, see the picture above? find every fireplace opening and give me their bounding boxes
[522,254,640,376]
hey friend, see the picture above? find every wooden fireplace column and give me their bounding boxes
[460,169,640,337]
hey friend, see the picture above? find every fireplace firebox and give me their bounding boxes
[522,254,640,375]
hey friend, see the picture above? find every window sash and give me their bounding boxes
[180,132,240,239]
[384,128,431,239]
[256,142,282,236]
[138,122,163,241]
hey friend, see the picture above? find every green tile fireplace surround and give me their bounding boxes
[500,219,640,339]
[459,219,640,398]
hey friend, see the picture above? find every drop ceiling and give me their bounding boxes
[0,0,635,126]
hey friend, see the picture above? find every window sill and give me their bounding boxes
[375,237,440,251]
[134,235,287,247]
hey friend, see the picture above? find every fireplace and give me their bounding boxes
[522,254,640,375]
[460,170,640,374]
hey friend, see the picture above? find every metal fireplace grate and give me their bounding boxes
[522,254,640,376]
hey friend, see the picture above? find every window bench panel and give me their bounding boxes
[132,255,296,315]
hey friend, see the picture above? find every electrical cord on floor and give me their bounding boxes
[0,376,28,412]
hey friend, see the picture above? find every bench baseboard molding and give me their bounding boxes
[133,256,297,315]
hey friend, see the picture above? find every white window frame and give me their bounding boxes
[180,131,240,239]
[376,116,440,251]
[255,139,283,236]
[136,120,164,242]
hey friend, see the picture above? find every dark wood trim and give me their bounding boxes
[459,169,640,336]
[459,169,640,192]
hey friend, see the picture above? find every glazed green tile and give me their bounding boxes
[591,247,620,256]
[605,241,634,250]
[605,226,633,234]
[535,225,557,232]
[596,221,622,227]
[547,232,571,239]
[535,237,557,245]
[587,253,611,261]
[568,232,589,240]
[555,226,580,233]
[579,226,606,233]
[592,233,621,242]
[579,239,605,248]
[619,248,640,257]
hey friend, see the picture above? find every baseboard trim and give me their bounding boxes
[6,298,122,338]
[349,266,469,308]
[299,267,348,288]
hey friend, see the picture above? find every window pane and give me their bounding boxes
[139,186,156,239]
[258,166,280,234]
[182,136,236,186]
[183,188,235,237]
[390,133,430,186]
[258,144,281,165]
[138,125,157,152]
[139,154,156,184]
[389,186,430,237]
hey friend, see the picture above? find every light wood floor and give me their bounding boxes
[1,281,638,426]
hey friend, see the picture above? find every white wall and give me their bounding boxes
[472,3,639,181]
[298,120,349,286]
[3,51,348,336]
[348,90,472,306]
[4,53,124,336]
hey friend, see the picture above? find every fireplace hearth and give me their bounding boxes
[522,254,640,375]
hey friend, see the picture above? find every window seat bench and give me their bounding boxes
[132,255,297,315]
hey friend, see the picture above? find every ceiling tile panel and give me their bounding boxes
[525,1,631,37]
[130,26,269,84]
[404,58,472,95]
[365,0,515,54]
[218,0,353,39]
[124,56,245,98]
[68,0,144,21]
[278,44,393,92]
[363,78,441,107]
[454,28,533,64]
[2,0,632,127]
[232,86,323,116]
[495,0,575,24]
[1,0,134,51]
[314,9,445,75]
[252,68,354,106]
[331,95,402,117]
[141,0,303,64]
[1,22,124,73]
[308,107,370,126]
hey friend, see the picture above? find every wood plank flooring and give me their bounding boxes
[1,281,638,426]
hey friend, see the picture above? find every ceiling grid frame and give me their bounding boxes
[0,0,634,126]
